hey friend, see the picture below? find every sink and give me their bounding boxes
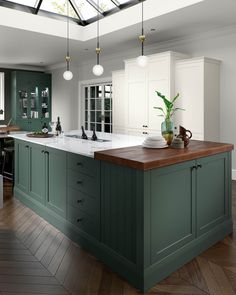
[65,134,111,143]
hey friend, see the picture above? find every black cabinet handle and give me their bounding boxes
[77,180,83,184]
[44,151,49,155]
[77,218,83,222]
[25,145,29,148]
[191,165,197,171]
[143,132,148,135]
[197,164,202,169]
[41,150,45,153]
[142,125,148,128]
[77,162,83,166]
[77,199,83,203]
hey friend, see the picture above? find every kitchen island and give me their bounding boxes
[11,132,233,292]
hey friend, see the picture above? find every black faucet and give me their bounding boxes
[81,126,88,139]
[91,129,98,141]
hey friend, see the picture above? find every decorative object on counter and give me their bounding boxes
[63,0,73,81]
[136,0,148,67]
[171,137,184,149]
[27,132,54,138]
[154,91,184,145]
[142,135,168,149]
[41,122,48,134]
[81,126,88,139]
[49,121,56,134]
[92,0,104,76]
[55,117,62,136]
[177,125,192,147]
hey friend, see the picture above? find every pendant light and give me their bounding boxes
[63,0,73,80]
[92,0,104,76]
[136,0,148,67]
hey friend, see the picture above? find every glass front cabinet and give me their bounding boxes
[11,71,51,131]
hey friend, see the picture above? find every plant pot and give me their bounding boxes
[161,120,174,145]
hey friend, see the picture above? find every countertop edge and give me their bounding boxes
[94,142,234,170]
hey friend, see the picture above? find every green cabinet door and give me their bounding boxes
[45,147,67,218]
[150,160,196,264]
[196,153,230,236]
[15,139,29,194]
[29,143,46,205]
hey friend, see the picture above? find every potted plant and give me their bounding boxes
[154,91,184,145]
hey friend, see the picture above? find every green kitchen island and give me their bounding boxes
[12,133,233,292]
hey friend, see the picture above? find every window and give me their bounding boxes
[2,0,142,25]
[0,73,4,120]
[83,82,112,133]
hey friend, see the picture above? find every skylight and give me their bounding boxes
[1,0,141,25]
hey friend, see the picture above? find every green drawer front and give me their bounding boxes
[68,187,99,219]
[68,169,100,198]
[68,205,99,239]
[67,153,100,176]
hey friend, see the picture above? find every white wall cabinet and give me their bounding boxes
[112,52,220,141]
[175,57,220,141]
[112,70,126,134]
[112,51,187,136]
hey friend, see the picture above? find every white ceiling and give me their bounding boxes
[0,0,236,68]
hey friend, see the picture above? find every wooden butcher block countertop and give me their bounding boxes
[94,140,234,170]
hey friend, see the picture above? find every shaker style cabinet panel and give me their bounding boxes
[112,70,126,134]
[46,147,67,218]
[15,140,30,194]
[150,160,195,264]
[196,153,230,236]
[175,57,220,141]
[29,142,46,205]
[14,140,67,217]
[11,71,51,131]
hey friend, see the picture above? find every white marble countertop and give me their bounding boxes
[9,130,147,158]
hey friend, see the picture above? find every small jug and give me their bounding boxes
[177,125,192,147]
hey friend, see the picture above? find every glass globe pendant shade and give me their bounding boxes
[92,64,104,76]
[63,70,73,80]
[136,55,148,67]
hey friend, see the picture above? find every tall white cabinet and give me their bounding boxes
[112,52,221,141]
[175,57,220,140]
[112,51,187,136]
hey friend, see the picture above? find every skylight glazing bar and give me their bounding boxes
[86,0,103,15]
[68,0,85,24]
[34,0,43,14]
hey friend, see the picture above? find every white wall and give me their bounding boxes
[50,65,79,132]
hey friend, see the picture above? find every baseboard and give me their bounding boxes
[232,169,236,180]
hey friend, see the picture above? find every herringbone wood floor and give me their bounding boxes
[0,180,236,295]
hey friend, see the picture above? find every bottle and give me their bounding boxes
[42,122,48,134]
[55,116,62,136]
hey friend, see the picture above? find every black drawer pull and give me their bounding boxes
[77,218,83,222]
[77,199,83,203]
[142,125,148,128]
[191,165,197,171]
[197,164,202,169]
[77,180,83,184]
[77,162,83,166]
[143,132,148,135]
[41,150,45,153]
[25,145,29,148]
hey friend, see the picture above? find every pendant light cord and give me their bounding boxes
[97,0,100,64]
[66,0,70,70]
[141,0,144,56]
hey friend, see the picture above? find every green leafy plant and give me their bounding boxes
[154,91,184,121]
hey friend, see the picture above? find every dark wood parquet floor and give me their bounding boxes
[0,180,236,295]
